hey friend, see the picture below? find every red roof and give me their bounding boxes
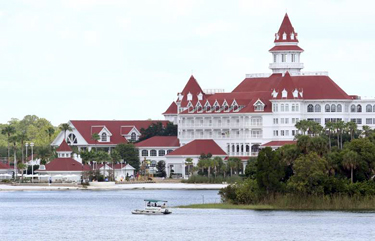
[167,139,226,156]
[120,126,135,135]
[91,126,104,134]
[269,45,303,52]
[40,158,91,171]
[179,75,205,106]
[261,141,296,147]
[56,140,72,152]
[163,102,178,115]
[0,162,11,169]
[70,120,169,145]
[135,136,180,147]
[275,13,298,43]
[233,73,351,100]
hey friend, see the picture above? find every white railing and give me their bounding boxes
[245,73,272,78]
[269,63,304,69]
[203,89,225,94]
[290,71,328,76]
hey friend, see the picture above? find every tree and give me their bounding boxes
[59,123,72,140]
[9,135,18,178]
[325,122,335,151]
[295,120,309,135]
[227,158,237,176]
[297,135,311,154]
[17,162,27,183]
[362,125,372,138]
[256,147,285,195]
[138,122,177,142]
[91,133,100,151]
[346,121,358,141]
[333,120,345,149]
[342,150,359,183]
[185,158,193,177]
[156,160,166,177]
[245,157,257,179]
[45,127,55,143]
[114,143,140,171]
[37,146,53,165]
[287,152,328,195]
[96,151,111,178]
[1,125,16,163]
[17,131,28,164]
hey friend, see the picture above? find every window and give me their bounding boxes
[292,104,296,112]
[286,130,289,136]
[296,104,299,112]
[325,104,330,112]
[283,33,286,40]
[331,104,336,112]
[273,118,278,124]
[273,130,278,136]
[150,150,157,156]
[366,118,373,125]
[337,104,342,112]
[281,118,285,124]
[373,105,375,112]
[285,118,289,124]
[307,104,314,112]
[159,150,165,156]
[254,102,264,111]
[292,118,296,124]
[291,54,295,62]
[292,130,296,136]
[281,104,285,112]
[315,104,321,112]
[366,104,372,112]
[351,118,362,124]
[273,104,278,112]
[281,130,285,136]
[273,54,277,63]
[141,150,148,156]
[101,133,107,142]
[285,104,289,112]
[357,105,362,112]
[66,133,77,144]
[131,133,136,141]
[351,105,356,112]
[282,54,286,62]
[167,150,173,154]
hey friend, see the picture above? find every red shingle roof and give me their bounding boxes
[163,102,178,115]
[275,13,298,43]
[135,136,180,147]
[120,126,135,135]
[269,45,303,52]
[261,141,296,147]
[70,120,169,145]
[179,75,205,106]
[0,162,11,169]
[56,140,72,152]
[167,139,226,156]
[40,158,91,171]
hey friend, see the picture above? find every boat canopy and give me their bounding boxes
[144,199,168,203]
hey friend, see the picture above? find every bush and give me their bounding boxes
[235,179,260,204]
[181,175,243,184]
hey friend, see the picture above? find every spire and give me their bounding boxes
[178,75,205,104]
[274,13,298,43]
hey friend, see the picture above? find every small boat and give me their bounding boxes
[132,199,172,215]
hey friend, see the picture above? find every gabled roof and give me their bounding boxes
[275,13,298,43]
[135,136,180,147]
[70,120,169,145]
[120,126,136,135]
[269,45,303,52]
[0,162,11,169]
[39,158,91,172]
[163,102,178,115]
[167,139,226,156]
[261,141,297,147]
[56,140,72,152]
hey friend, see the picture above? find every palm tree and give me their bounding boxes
[59,123,72,140]
[334,121,345,149]
[17,162,27,183]
[325,122,335,151]
[91,133,100,151]
[9,135,18,179]
[362,125,372,138]
[227,158,237,176]
[17,131,28,164]
[185,158,193,177]
[45,127,55,143]
[346,121,358,141]
[295,120,309,135]
[220,164,227,178]
[342,150,359,183]
[1,125,16,164]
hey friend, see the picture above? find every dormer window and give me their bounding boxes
[291,33,294,40]
[178,93,183,101]
[275,33,279,40]
[101,133,107,142]
[254,99,265,112]
[282,89,287,98]
[292,89,298,98]
[187,92,192,101]
[282,32,286,40]
[215,105,220,112]
[197,92,203,101]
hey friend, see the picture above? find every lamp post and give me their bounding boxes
[25,143,29,176]
[30,142,34,183]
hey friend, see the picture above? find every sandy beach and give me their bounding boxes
[0,183,227,191]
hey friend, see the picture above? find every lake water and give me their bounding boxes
[0,190,375,241]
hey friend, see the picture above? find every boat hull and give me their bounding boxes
[131,209,172,215]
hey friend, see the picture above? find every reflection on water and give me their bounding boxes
[0,190,374,241]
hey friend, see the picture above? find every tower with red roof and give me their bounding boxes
[269,13,304,74]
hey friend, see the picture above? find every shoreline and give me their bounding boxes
[0,183,227,192]
[177,203,375,211]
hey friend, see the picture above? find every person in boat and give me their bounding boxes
[162,203,166,208]
[147,201,151,207]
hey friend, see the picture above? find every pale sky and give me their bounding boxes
[1,0,375,126]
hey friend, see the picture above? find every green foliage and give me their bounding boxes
[245,157,257,179]
[182,175,243,184]
[138,122,177,142]
[156,160,166,177]
[114,143,140,171]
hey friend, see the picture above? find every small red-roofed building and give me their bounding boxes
[165,139,227,178]
[0,162,13,180]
